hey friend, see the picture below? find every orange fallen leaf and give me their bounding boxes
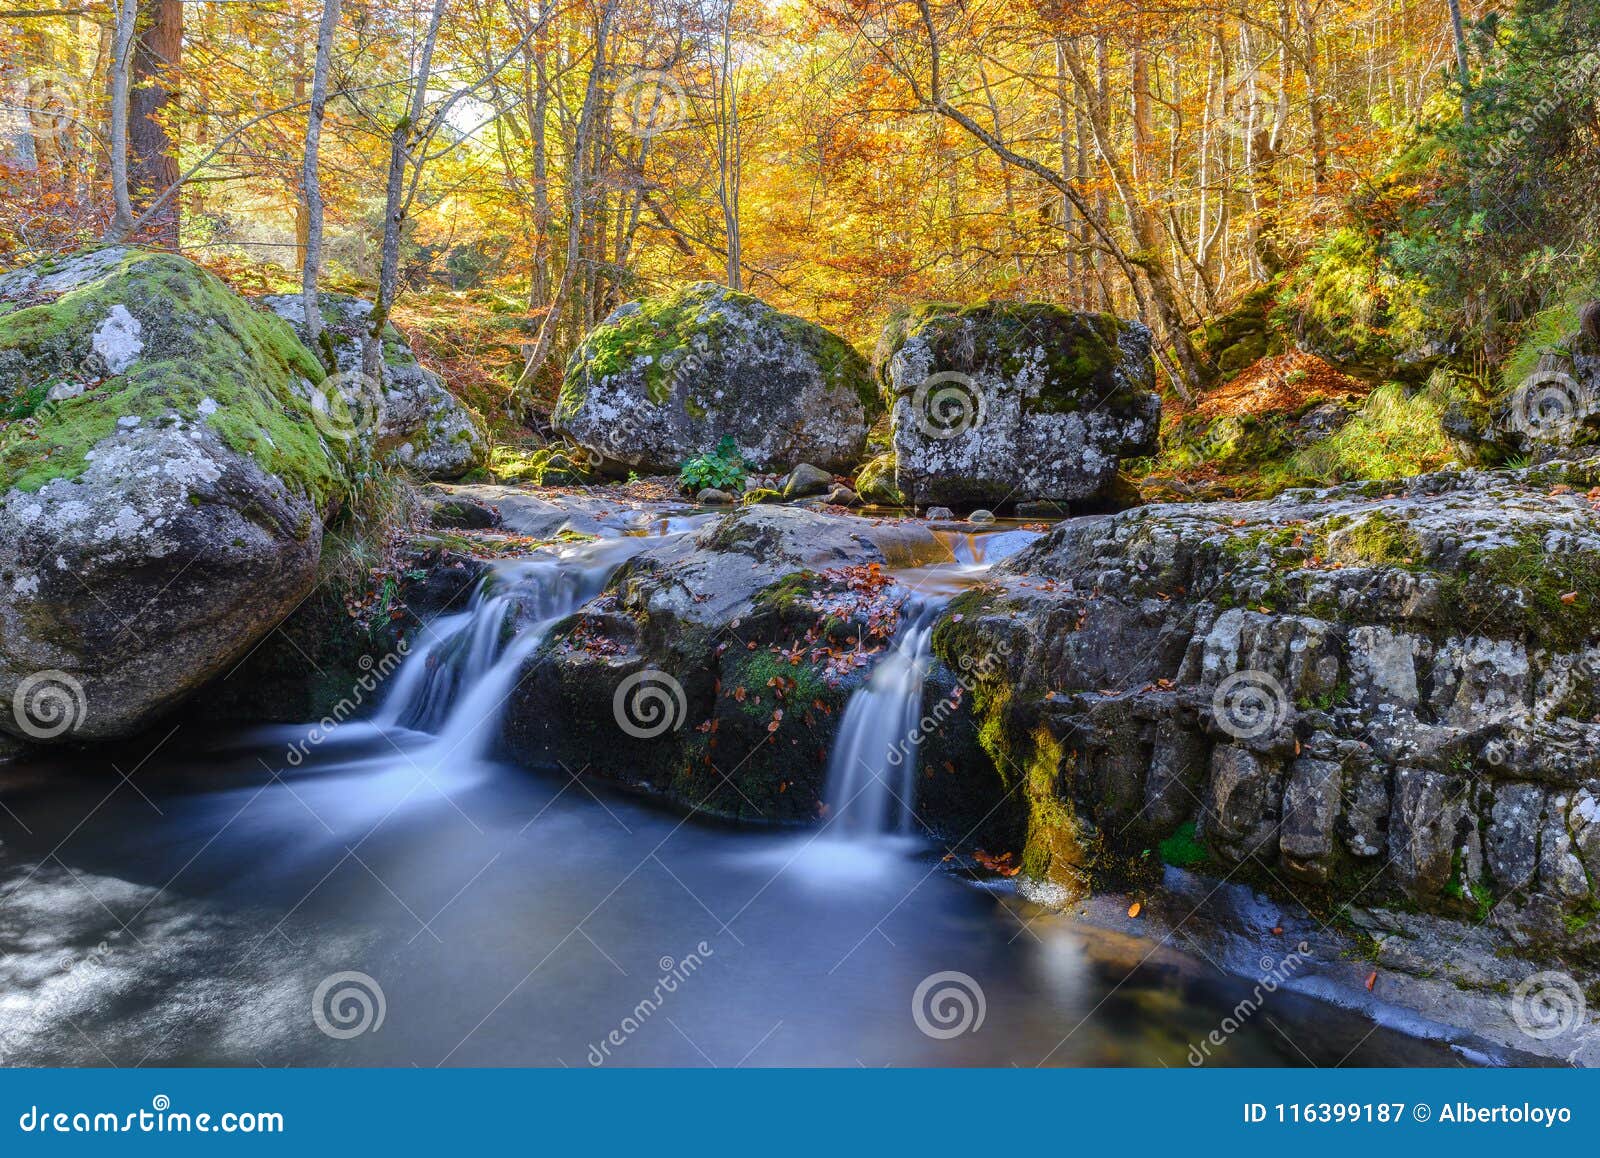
[1127,902,1142,918]
[1561,591,1579,604]
[1365,971,1377,991]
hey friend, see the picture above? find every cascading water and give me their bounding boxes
[375,536,653,763]
[822,594,949,838]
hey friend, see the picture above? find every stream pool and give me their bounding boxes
[0,726,1472,1067]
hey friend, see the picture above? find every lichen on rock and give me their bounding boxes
[0,248,353,742]
[875,301,1161,509]
[260,292,488,480]
[556,282,879,475]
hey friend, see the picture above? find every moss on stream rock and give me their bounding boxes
[875,301,1160,509]
[556,282,879,476]
[0,248,355,742]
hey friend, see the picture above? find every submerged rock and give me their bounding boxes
[260,293,487,479]
[556,282,879,475]
[0,248,351,741]
[876,302,1160,508]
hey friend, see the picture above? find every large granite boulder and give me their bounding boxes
[556,282,879,474]
[260,293,487,479]
[0,248,352,741]
[875,302,1160,509]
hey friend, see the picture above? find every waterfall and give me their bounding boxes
[374,537,648,763]
[822,595,948,839]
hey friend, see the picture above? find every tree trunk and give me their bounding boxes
[104,0,138,241]
[129,0,180,245]
[301,0,340,366]
[365,0,449,385]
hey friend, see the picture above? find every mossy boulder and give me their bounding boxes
[504,506,956,821]
[928,456,1600,969]
[0,247,351,742]
[875,302,1160,509]
[260,293,488,479]
[556,282,879,475]
[1195,283,1285,377]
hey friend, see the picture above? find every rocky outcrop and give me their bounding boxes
[930,458,1600,968]
[875,302,1160,509]
[260,293,487,479]
[0,248,352,741]
[503,506,972,821]
[556,282,879,475]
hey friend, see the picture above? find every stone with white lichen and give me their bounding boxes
[874,302,1161,508]
[556,282,880,475]
[0,248,348,742]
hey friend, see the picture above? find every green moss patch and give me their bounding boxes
[0,249,349,503]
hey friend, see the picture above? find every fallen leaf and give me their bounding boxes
[1561,591,1579,604]
[1127,902,1142,918]
[1365,971,1377,991]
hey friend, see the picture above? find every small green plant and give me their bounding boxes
[1158,821,1207,868]
[678,435,749,494]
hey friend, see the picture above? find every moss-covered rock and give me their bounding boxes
[1194,283,1286,377]
[260,293,488,480]
[1283,226,1450,384]
[0,248,353,742]
[926,455,1600,971]
[503,506,955,821]
[556,282,879,475]
[874,301,1160,509]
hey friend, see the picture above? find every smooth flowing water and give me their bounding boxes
[0,518,1486,1067]
[824,597,946,838]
